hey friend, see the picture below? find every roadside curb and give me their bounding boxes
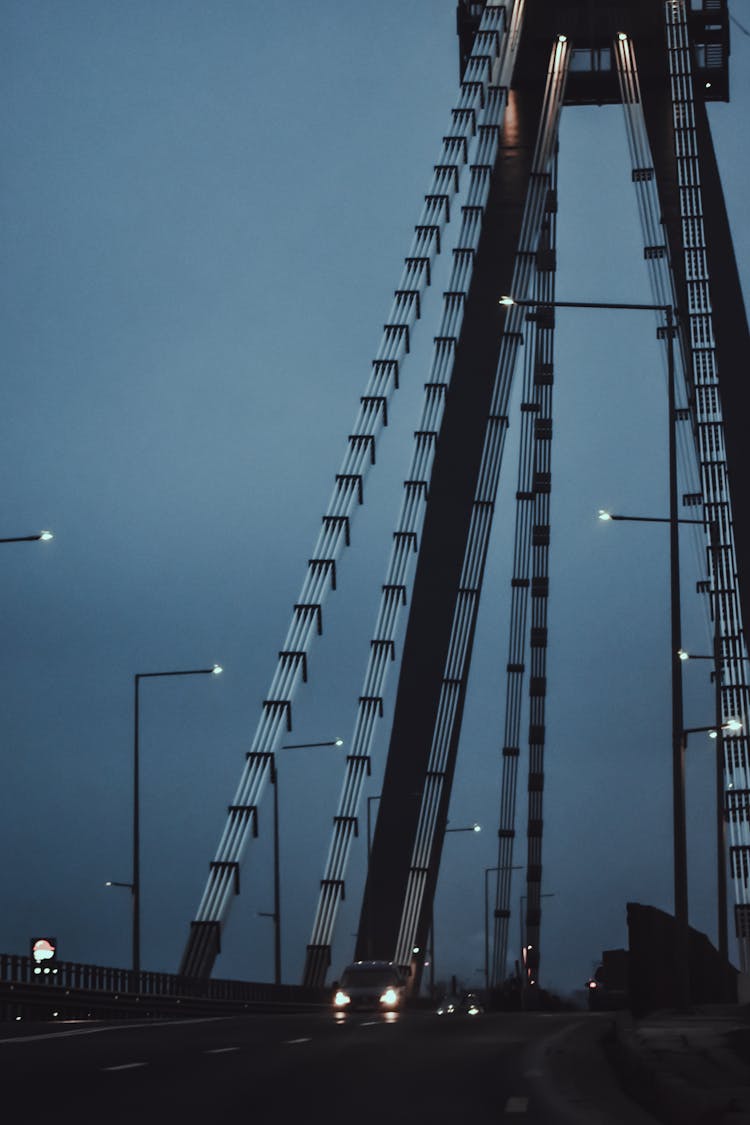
[523,1015,661,1124]
[606,1012,750,1125]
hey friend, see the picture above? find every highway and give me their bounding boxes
[0,1008,657,1124]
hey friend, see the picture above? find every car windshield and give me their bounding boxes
[341,968,399,988]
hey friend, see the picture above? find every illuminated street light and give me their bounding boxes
[255,737,345,985]
[132,665,223,973]
[445,822,481,833]
[502,293,693,1005]
[0,530,54,543]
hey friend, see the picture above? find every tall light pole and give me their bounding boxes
[503,295,689,1006]
[599,507,728,997]
[133,664,222,973]
[682,718,743,962]
[428,822,481,996]
[258,738,344,985]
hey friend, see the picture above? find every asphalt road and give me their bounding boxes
[0,1008,651,1125]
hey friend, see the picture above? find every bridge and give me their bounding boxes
[2,0,750,1116]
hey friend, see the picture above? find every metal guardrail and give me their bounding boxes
[0,953,328,1021]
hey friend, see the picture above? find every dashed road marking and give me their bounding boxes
[0,1016,222,1046]
[505,1096,529,1113]
[102,1062,148,1072]
[284,1037,311,1045]
[205,1047,239,1054]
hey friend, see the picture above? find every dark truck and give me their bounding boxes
[586,948,629,1010]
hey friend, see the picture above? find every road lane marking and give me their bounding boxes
[284,1037,311,1044]
[102,1062,148,1072]
[0,1016,223,1046]
[205,1047,239,1054]
[505,1096,529,1113]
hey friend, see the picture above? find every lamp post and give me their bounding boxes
[484,864,521,993]
[681,648,750,960]
[133,664,222,973]
[501,294,688,1005]
[600,508,731,992]
[0,530,54,543]
[258,738,344,984]
[683,718,742,963]
[427,822,482,996]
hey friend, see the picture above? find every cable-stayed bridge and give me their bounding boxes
[2,0,749,1014]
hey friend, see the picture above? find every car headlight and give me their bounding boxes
[334,990,351,1007]
[379,988,399,1006]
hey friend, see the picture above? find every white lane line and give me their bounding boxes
[102,1062,148,1072]
[505,1096,529,1114]
[0,1016,223,1046]
[205,1047,240,1054]
[284,1037,311,1045]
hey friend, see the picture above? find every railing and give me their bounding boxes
[0,952,328,1020]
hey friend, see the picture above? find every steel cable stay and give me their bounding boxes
[615,10,750,970]
[489,230,542,986]
[303,1,529,986]
[179,1,519,980]
[490,158,558,988]
[520,199,556,992]
[615,33,711,640]
[392,35,571,972]
[663,0,750,965]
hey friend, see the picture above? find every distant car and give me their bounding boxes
[460,992,484,1016]
[436,991,484,1016]
[436,994,460,1015]
[332,960,407,1012]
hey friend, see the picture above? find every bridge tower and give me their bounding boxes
[180,0,750,998]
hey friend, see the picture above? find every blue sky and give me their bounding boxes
[2,1,749,995]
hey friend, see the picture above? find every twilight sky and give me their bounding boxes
[2,0,749,996]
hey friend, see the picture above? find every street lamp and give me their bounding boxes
[132,664,222,973]
[503,295,688,1005]
[600,509,736,968]
[257,738,344,985]
[0,530,54,543]
[681,719,742,963]
[427,820,482,996]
